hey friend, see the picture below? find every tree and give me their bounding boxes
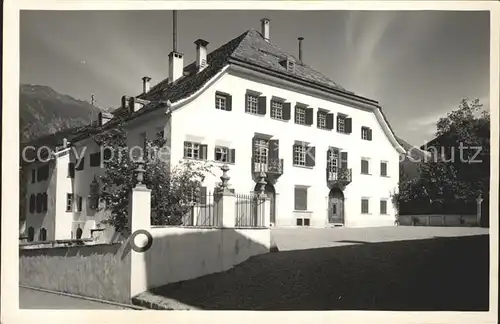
[395,98,490,214]
[93,121,214,234]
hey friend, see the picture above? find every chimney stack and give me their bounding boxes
[142,76,151,94]
[169,10,184,83]
[194,39,209,70]
[261,18,270,41]
[298,37,304,62]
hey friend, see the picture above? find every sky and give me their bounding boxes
[20,10,491,146]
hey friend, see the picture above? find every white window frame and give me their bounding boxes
[270,100,283,120]
[215,146,229,162]
[246,94,259,114]
[361,127,369,140]
[327,149,339,173]
[254,139,268,164]
[338,116,346,133]
[66,193,73,212]
[318,111,327,129]
[184,141,201,160]
[295,106,306,125]
[215,94,227,111]
[293,145,307,166]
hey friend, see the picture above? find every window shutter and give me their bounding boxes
[345,118,352,134]
[283,103,291,120]
[269,139,279,160]
[305,108,313,125]
[226,94,232,111]
[199,186,207,205]
[340,151,348,169]
[213,147,218,160]
[326,113,334,130]
[368,128,372,141]
[68,163,75,178]
[183,141,189,158]
[306,146,315,167]
[258,96,267,115]
[229,149,236,163]
[200,144,208,160]
[29,195,35,213]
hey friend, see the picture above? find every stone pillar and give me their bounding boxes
[128,159,152,298]
[216,164,236,228]
[257,172,270,227]
[476,195,483,227]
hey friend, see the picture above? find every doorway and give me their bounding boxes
[254,183,277,224]
[328,188,345,224]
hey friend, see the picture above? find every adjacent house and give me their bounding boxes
[21,18,407,242]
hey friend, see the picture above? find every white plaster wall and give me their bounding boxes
[169,71,399,228]
[136,226,270,292]
[54,151,74,239]
[24,160,58,241]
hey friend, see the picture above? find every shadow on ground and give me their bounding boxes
[148,234,489,311]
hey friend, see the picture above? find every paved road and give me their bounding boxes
[145,226,490,311]
[20,287,131,309]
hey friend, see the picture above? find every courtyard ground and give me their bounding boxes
[136,226,490,310]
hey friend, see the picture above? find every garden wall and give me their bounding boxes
[19,242,131,304]
[398,214,479,227]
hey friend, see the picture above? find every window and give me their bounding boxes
[296,218,310,226]
[184,141,207,160]
[295,106,306,125]
[327,149,339,173]
[293,145,306,166]
[380,161,388,176]
[39,228,47,241]
[380,200,388,215]
[287,61,295,73]
[361,127,373,141]
[36,194,42,213]
[31,169,36,183]
[270,100,284,120]
[361,159,370,174]
[361,198,369,214]
[68,162,75,178]
[246,94,259,114]
[294,187,308,211]
[42,193,48,212]
[27,227,35,242]
[76,227,83,239]
[337,116,345,133]
[317,110,327,129]
[293,144,315,167]
[254,139,268,164]
[29,194,35,213]
[215,94,226,110]
[90,152,101,167]
[337,115,352,134]
[66,193,74,212]
[215,92,232,111]
[77,196,83,212]
[37,165,49,182]
[214,146,235,163]
[75,158,85,171]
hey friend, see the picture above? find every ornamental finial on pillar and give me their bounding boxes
[258,170,267,197]
[220,164,230,189]
[135,158,146,187]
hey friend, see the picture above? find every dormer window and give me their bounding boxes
[280,57,296,73]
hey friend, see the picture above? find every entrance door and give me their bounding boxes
[328,188,344,224]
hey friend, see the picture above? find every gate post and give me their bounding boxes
[217,164,236,228]
[128,159,152,298]
[476,194,483,227]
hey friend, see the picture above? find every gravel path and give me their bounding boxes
[146,228,489,311]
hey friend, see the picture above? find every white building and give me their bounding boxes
[21,18,407,242]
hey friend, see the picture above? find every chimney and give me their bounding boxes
[169,10,184,82]
[194,39,209,70]
[142,76,151,94]
[298,37,304,62]
[261,18,270,41]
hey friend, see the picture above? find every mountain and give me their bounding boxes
[20,84,103,143]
